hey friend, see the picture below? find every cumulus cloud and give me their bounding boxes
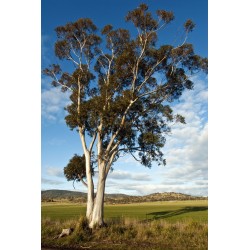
[46,167,64,178]
[41,87,70,122]
[115,155,142,167]
[106,75,208,196]
[109,170,152,181]
[158,76,208,195]
[105,181,207,196]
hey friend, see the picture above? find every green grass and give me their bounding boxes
[42,200,208,223]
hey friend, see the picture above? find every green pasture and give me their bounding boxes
[42,200,208,223]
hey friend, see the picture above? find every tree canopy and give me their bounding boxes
[43,4,207,170]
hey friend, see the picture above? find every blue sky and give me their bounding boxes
[41,0,208,196]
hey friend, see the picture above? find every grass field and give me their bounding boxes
[42,200,208,249]
[42,200,208,223]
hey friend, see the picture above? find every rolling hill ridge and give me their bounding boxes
[42,189,207,204]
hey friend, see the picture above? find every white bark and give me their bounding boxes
[78,129,95,221]
[89,162,106,228]
[85,151,95,221]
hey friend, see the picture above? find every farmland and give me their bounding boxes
[42,200,208,249]
[42,200,208,222]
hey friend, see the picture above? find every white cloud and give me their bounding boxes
[104,76,208,196]
[108,170,152,181]
[42,34,54,66]
[41,87,70,122]
[105,181,207,196]
[115,155,141,166]
[158,76,208,194]
[46,166,64,178]
[41,178,64,186]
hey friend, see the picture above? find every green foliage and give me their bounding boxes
[184,19,195,32]
[43,3,208,169]
[64,154,87,182]
[63,154,95,188]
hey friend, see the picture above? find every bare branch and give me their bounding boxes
[131,37,147,92]
[138,86,169,99]
[97,127,103,167]
[78,174,88,187]
[52,72,73,92]
[106,98,138,153]
[105,149,118,176]
[108,139,121,158]
[78,127,88,153]
[129,151,141,162]
[100,49,111,63]
[137,55,167,93]
[70,44,80,60]
[67,55,80,66]
[118,147,150,153]
[73,34,81,45]
[89,132,97,152]
[97,58,108,76]
[172,30,189,51]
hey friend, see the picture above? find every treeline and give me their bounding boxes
[42,190,207,204]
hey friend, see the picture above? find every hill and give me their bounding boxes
[41,189,207,204]
[42,189,87,200]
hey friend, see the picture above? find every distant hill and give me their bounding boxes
[42,189,87,199]
[41,189,207,204]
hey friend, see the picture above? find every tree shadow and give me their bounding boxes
[145,206,208,221]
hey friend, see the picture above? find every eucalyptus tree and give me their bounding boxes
[43,3,207,228]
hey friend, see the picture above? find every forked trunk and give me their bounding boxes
[89,165,106,228]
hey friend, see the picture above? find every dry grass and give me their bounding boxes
[42,216,208,249]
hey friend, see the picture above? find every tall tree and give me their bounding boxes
[43,3,207,228]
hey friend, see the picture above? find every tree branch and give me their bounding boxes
[78,174,88,188]
[100,49,111,63]
[67,55,80,66]
[129,151,141,162]
[106,98,138,153]
[52,72,73,92]
[138,83,169,99]
[131,37,147,92]
[118,147,150,153]
[97,126,103,167]
[78,127,88,153]
[136,55,167,93]
[105,149,118,176]
[89,131,97,152]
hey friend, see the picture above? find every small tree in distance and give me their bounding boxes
[43,3,207,228]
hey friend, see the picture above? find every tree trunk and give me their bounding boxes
[89,164,106,228]
[85,152,95,221]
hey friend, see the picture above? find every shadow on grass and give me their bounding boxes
[145,206,208,221]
